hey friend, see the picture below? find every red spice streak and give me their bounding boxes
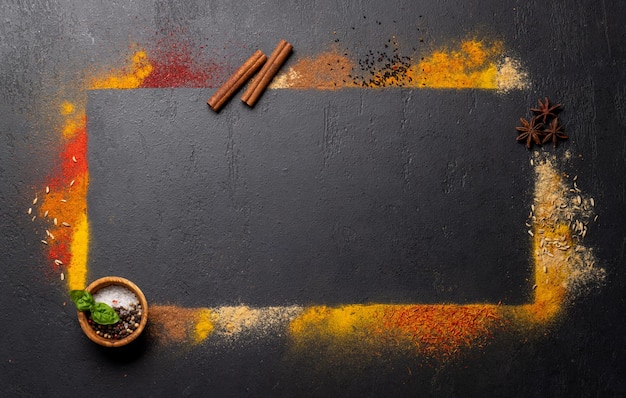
[42,118,88,274]
[48,122,88,190]
[381,305,503,358]
[140,41,226,88]
[49,241,69,272]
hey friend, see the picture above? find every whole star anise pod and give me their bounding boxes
[542,118,567,147]
[516,116,544,148]
[530,97,561,123]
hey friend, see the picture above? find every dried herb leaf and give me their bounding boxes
[69,290,95,312]
[90,302,120,325]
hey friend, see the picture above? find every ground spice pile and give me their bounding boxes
[408,40,500,89]
[378,304,504,359]
[270,49,356,90]
[211,305,303,345]
[149,305,213,345]
[497,57,529,93]
[140,34,226,88]
[512,152,606,325]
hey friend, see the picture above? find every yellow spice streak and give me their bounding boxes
[289,305,382,346]
[40,175,88,227]
[407,40,501,89]
[53,48,153,291]
[61,113,85,139]
[67,211,89,290]
[60,101,75,115]
[526,223,570,323]
[39,173,89,289]
[526,162,569,323]
[509,160,574,326]
[193,308,215,343]
[287,305,383,361]
[89,50,153,90]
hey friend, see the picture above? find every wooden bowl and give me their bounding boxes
[77,276,148,347]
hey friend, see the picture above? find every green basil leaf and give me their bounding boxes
[90,302,120,325]
[69,290,95,312]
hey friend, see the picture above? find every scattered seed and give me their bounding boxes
[28,208,32,215]
[54,218,58,225]
[46,186,50,194]
[590,197,595,207]
[543,266,547,273]
[44,210,49,217]
[41,240,48,245]
[31,215,36,222]
[530,158,534,166]
[62,222,70,227]
[70,180,75,186]
[49,232,55,240]
[45,229,51,237]
[33,196,38,205]
[72,156,77,163]
[60,272,65,281]
[54,259,63,266]
[594,215,599,222]
[60,199,67,203]
[527,230,534,237]
[573,175,578,181]
[532,284,538,290]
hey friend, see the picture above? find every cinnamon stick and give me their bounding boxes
[241,39,293,107]
[207,49,267,112]
[241,40,286,104]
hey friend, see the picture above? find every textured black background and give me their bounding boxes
[1,0,626,396]
[87,89,530,307]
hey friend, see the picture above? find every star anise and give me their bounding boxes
[516,116,544,148]
[542,118,567,147]
[530,97,561,123]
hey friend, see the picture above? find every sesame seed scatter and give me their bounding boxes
[352,41,413,87]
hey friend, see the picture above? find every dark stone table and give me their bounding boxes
[1,1,625,396]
